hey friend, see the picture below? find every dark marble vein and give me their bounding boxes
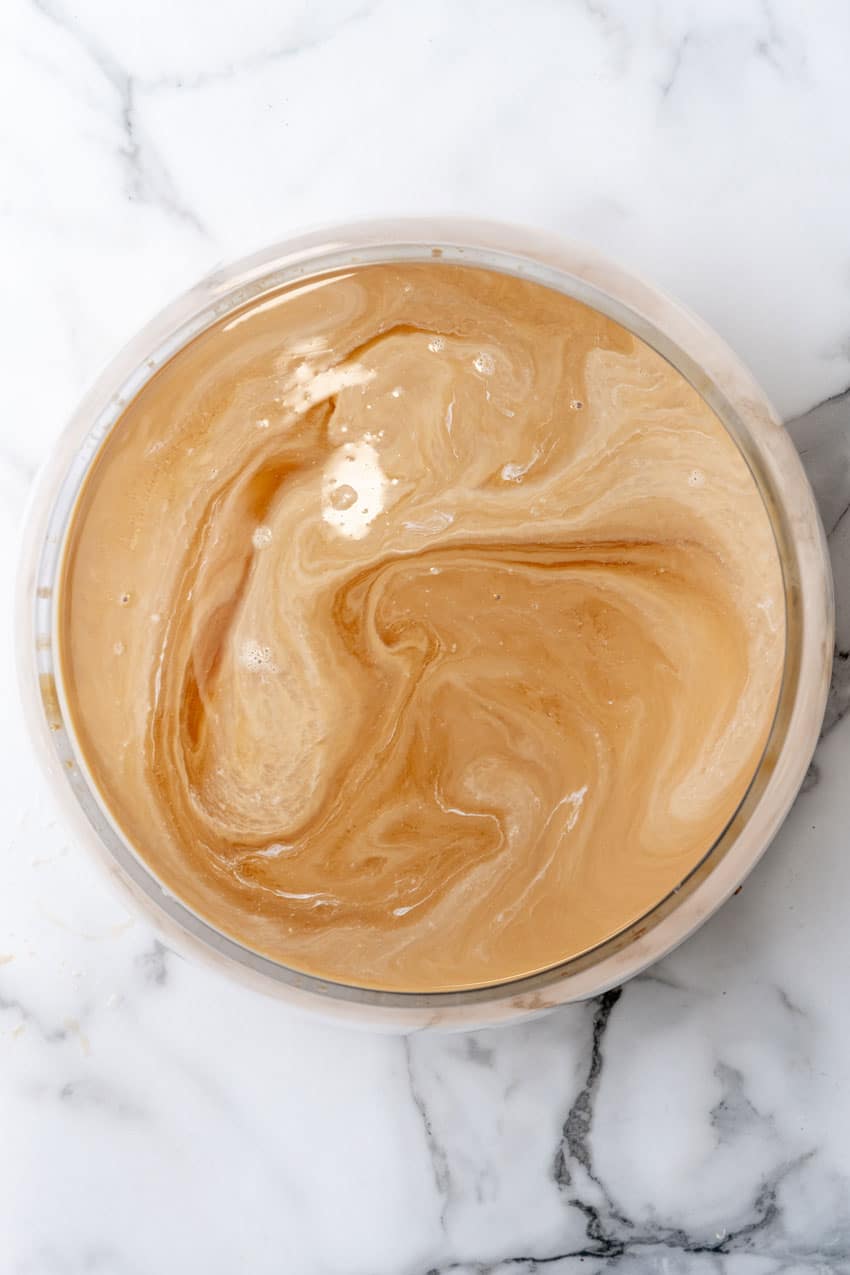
[29,0,207,233]
[710,1062,766,1141]
[405,1037,452,1226]
[775,985,808,1021]
[0,985,76,1046]
[420,1155,815,1273]
[413,987,816,1274]
[464,1035,496,1067]
[786,384,850,537]
[786,386,850,737]
[756,0,795,76]
[143,3,375,93]
[554,990,621,1184]
[134,939,170,987]
[659,32,691,100]
[552,989,633,1248]
[56,1074,147,1120]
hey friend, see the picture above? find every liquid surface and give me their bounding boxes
[59,263,785,991]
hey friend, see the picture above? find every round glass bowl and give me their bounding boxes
[16,219,833,1031]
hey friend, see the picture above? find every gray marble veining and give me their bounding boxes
[3,2,850,1271]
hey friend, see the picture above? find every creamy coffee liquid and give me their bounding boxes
[59,263,785,991]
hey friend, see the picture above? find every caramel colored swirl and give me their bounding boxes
[59,264,784,991]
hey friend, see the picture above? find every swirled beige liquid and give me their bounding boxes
[59,263,785,992]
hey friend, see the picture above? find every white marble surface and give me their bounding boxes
[3,1,850,1270]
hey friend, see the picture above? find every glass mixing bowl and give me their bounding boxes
[16,219,833,1030]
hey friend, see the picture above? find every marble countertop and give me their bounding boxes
[3,2,850,1271]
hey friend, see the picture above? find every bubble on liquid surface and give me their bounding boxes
[473,352,495,375]
[321,440,388,539]
[330,484,358,511]
[427,337,446,353]
[688,469,705,487]
[239,640,277,673]
[252,525,273,548]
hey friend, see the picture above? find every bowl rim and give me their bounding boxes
[15,217,834,1028]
